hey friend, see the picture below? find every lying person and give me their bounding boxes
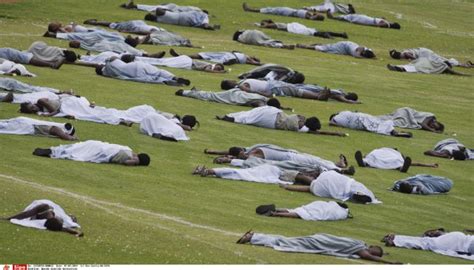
[217,106,346,136]
[144,9,219,30]
[257,19,348,39]
[192,163,318,185]
[46,21,94,33]
[327,11,401,29]
[33,140,151,166]
[243,3,325,21]
[140,112,197,141]
[0,58,36,77]
[424,138,473,160]
[297,41,375,58]
[44,28,128,44]
[280,170,382,204]
[27,41,77,65]
[121,1,204,13]
[238,63,305,83]
[382,231,473,261]
[83,19,195,47]
[237,231,400,264]
[0,77,68,94]
[304,0,355,14]
[377,107,444,133]
[205,143,351,174]
[175,87,279,108]
[391,174,453,195]
[0,116,76,140]
[329,111,413,137]
[79,52,224,73]
[169,49,261,65]
[233,29,295,49]
[355,148,438,173]
[389,48,473,68]
[0,47,64,69]
[387,56,467,75]
[1,91,69,104]
[1,199,83,237]
[96,57,190,86]
[255,201,351,221]
[18,94,163,126]
[221,79,360,103]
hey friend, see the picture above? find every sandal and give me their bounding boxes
[236,230,254,244]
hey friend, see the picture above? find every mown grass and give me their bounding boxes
[0,0,472,264]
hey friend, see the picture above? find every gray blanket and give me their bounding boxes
[392,174,453,195]
[378,107,434,129]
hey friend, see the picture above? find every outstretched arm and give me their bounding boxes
[62,227,84,237]
[444,67,471,76]
[309,130,348,137]
[204,149,229,155]
[411,162,438,168]
[279,184,310,192]
[331,95,361,104]
[424,150,450,159]
[357,250,402,264]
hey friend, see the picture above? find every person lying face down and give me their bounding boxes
[0,116,77,141]
[236,231,401,264]
[32,140,151,166]
[1,200,83,237]
[424,138,474,160]
[144,8,219,30]
[242,3,325,21]
[216,105,347,136]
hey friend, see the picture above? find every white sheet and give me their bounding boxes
[10,199,80,230]
[0,116,66,135]
[140,112,189,141]
[213,164,288,184]
[363,148,404,169]
[50,140,132,163]
[292,201,348,221]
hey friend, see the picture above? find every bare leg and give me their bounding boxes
[169,48,201,59]
[391,130,413,138]
[29,57,62,69]
[242,2,260,12]
[296,44,319,50]
[271,211,300,218]
[294,174,314,185]
[203,149,229,155]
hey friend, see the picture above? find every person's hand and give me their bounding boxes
[76,232,84,237]
[432,163,439,168]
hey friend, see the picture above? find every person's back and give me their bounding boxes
[426,232,473,252]
[311,171,352,199]
[28,41,64,62]
[317,41,359,56]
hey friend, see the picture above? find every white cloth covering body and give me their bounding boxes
[227,106,280,129]
[10,199,80,230]
[291,201,349,221]
[213,164,290,184]
[50,140,132,163]
[140,112,189,141]
[363,148,404,169]
[0,116,67,135]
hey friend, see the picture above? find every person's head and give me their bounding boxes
[361,48,375,59]
[155,8,166,16]
[345,92,358,101]
[121,54,136,63]
[44,217,63,231]
[389,49,402,59]
[260,19,274,26]
[220,80,238,90]
[95,65,104,75]
[144,13,158,21]
[137,153,151,166]
[182,115,199,129]
[389,22,401,29]
[287,71,305,84]
[350,193,372,204]
[63,50,77,63]
[398,182,414,193]
[210,63,225,72]
[304,117,321,131]
[266,98,281,109]
[124,35,139,47]
[451,150,467,160]
[64,123,75,136]
[228,147,245,158]
[69,40,81,48]
[368,245,384,257]
[48,22,62,33]
[310,13,325,21]
[20,102,39,114]
[423,228,445,238]
[233,30,244,41]
[427,119,444,132]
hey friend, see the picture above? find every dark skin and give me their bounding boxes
[328,120,412,138]
[423,150,452,159]
[237,231,401,264]
[48,126,78,141]
[1,203,83,237]
[169,49,261,66]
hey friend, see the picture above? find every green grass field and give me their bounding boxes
[0,0,473,264]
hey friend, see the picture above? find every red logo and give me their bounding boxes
[12,265,27,270]
[4,265,10,270]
